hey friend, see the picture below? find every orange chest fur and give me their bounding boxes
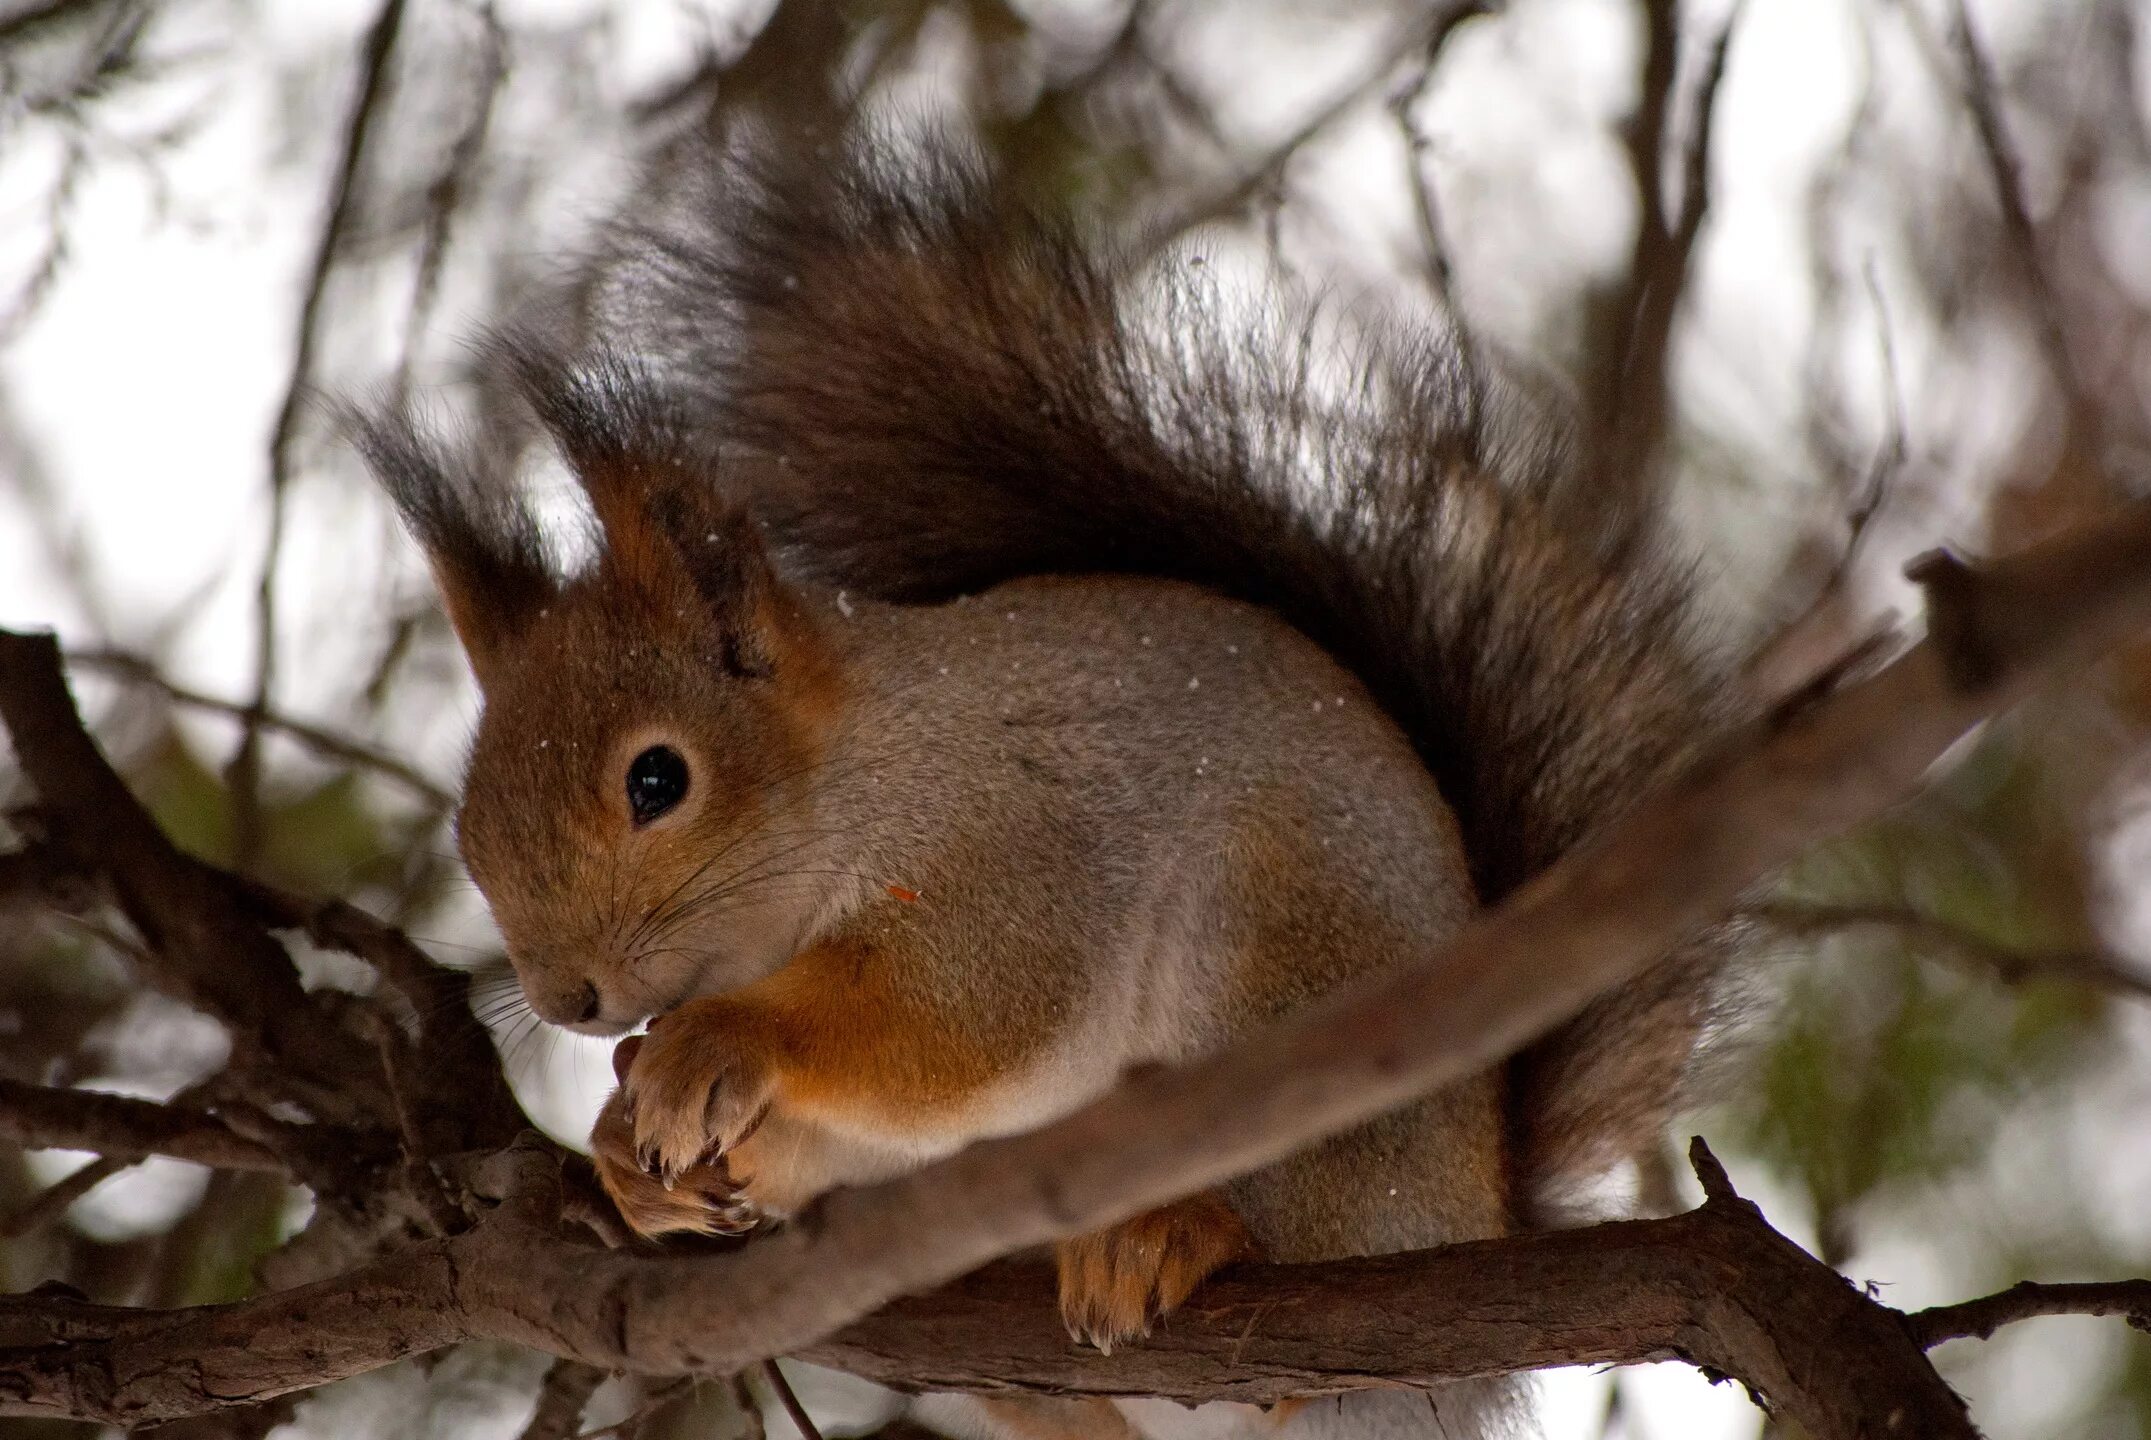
[658,935,1002,1136]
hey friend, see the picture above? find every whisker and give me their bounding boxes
[635,826,850,945]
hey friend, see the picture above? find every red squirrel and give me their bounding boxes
[354,130,1729,1439]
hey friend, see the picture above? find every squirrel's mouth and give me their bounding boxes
[559,1014,639,1039]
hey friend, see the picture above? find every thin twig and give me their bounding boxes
[1387,32,1470,337]
[1591,0,1745,494]
[758,1360,823,1440]
[1147,1,1488,248]
[1743,262,1911,695]
[1909,1278,2151,1347]
[231,0,410,868]
[1838,260,1906,579]
[68,648,451,806]
[1944,0,2104,475]
[1747,900,2151,1001]
[393,0,506,404]
[0,1155,130,1238]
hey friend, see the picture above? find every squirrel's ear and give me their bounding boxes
[644,488,782,676]
[344,404,555,688]
[501,339,782,675]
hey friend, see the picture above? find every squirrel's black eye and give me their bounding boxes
[626,745,689,825]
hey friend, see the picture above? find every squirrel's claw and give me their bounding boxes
[625,1075,763,1184]
[618,1012,776,1184]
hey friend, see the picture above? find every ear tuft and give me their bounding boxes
[484,334,693,559]
[341,399,555,687]
[488,330,777,668]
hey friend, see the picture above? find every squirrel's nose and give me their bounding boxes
[526,975,604,1028]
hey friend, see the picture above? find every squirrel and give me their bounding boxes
[353,128,1731,1439]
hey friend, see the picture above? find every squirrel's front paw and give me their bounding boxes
[590,1088,759,1238]
[1055,1190,1256,1353]
[618,1003,780,1184]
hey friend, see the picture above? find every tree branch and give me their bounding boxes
[1945,0,2104,474]
[1590,0,1744,494]
[1148,1,1488,247]
[1388,26,1472,336]
[1,1155,131,1238]
[0,631,382,1118]
[232,0,410,865]
[0,631,518,1159]
[231,878,523,1156]
[0,1139,1978,1434]
[518,1359,609,1440]
[1745,260,1909,700]
[1748,900,2151,1001]
[392,0,505,405]
[0,0,109,44]
[0,1078,287,1173]
[1908,1279,2151,1348]
[67,648,452,807]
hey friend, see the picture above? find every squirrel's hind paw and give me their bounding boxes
[1055,1190,1256,1353]
[606,1160,760,1239]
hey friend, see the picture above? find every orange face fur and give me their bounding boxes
[456,566,842,1034]
[359,350,848,1035]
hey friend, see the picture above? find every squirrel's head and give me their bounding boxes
[353,344,845,1036]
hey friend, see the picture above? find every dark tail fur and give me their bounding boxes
[574,127,1733,1206]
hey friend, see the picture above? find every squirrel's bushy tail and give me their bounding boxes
[579,128,1734,1207]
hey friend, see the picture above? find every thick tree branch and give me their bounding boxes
[0,1139,1973,1432]
[799,1141,1967,1432]
[8,1158,2142,1429]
